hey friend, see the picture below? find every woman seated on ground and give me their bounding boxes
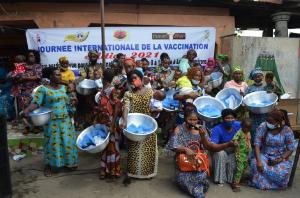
[249,109,295,190]
[166,104,234,198]
[210,109,240,186]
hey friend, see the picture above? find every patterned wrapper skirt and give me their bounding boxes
[44,117,78,167]
[127,133,158,178]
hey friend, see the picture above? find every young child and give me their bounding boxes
[231,118,252,192]
[150,90,166,119]
[66,82,77,121]
[264,72,282,96]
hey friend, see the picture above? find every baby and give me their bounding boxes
[231,118,252,192]
[66,82,77,120]
[150,90,166,118]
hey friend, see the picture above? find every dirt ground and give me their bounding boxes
[9,149,300,198]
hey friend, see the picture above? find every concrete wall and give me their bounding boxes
[0,3,235,54]
[222,36,300,98]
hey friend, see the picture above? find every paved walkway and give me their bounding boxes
[10,151,300,198]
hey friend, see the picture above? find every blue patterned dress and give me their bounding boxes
[166,125,209,198]
[32,85,78,167]
[249,122,295,189]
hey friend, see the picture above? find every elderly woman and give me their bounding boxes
[245,68,268,144]
[249,110,295,190]
[59,56,75,85]
[179,49,197,74]
[245,68,264,94]
[211,109,240,185]
[121,69,158,184]
[167,104,234,198]
[224,66,248,95]
[23,67,78,177]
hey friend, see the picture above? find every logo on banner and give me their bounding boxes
[152,32,186,40]
[34,32,46,45]
[64,32,89,42]
[113,30,128,40]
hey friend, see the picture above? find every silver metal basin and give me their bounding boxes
[243,91,278,114]
[76,124,110,154]
[76,79,96,95]
[216,88,243,110]
[28,107,52,126]
[208,72,223,88]
[193,96,225,122]
[122,113,158,142]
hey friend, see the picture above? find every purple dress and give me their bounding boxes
[249,122,295,189]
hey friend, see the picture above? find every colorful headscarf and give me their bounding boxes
[88,50,98,57]
[232,65,243,73]
[249,68,263,80]
[216,54,228,61]
[205,58,216,69]
[59,56,68,63]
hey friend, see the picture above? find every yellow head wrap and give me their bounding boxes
[59,56,68,63]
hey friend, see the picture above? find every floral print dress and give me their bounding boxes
[166,125,209,198]
[32,85,78,167]
[11,64,42,112]
[94,86,122,177]
[249,122,295,189]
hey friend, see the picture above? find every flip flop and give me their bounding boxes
[44,166,52,177]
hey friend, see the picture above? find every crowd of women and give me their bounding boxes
[0,48,296,198]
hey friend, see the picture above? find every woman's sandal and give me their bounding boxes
[231,183,241,192]
[44,166,52,177]
[123,176,131,186]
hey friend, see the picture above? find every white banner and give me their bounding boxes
[26,27,216,70]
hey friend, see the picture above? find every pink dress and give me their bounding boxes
[224,80,248,93]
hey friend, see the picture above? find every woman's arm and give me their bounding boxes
[173,92,199,101]
[23,103,39,117]
[198,127,233,152]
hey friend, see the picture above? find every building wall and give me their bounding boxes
[0,3,235,53]
[222,36,300,98]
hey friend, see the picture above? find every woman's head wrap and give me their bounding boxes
[249,68,263,80]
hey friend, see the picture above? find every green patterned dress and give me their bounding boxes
[32,85,78,167]
[232,130,251,183]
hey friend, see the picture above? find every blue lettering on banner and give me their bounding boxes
[38,45,72,53]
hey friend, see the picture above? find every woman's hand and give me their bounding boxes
[188,92,199,100]
[185,148,196,156]
[119,119,127,130]
[257,160,263,173]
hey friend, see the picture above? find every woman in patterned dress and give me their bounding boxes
[166,105,234,198]
[121,69,159,184]
[23,67,78,177]
[11,50,42,113]
[249,109,295,190]
[94,69,122,180]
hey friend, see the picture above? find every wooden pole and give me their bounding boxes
[100,0,106,68]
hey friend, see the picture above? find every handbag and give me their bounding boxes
[176,144,210,175]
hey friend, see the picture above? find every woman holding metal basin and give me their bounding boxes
[23,67,78,177]
[120,69,159,185]
[249,110,295,190]
[166,104,234,198]
[174,67,206,125]
[210,109,240,186]
[245,68,268,144]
